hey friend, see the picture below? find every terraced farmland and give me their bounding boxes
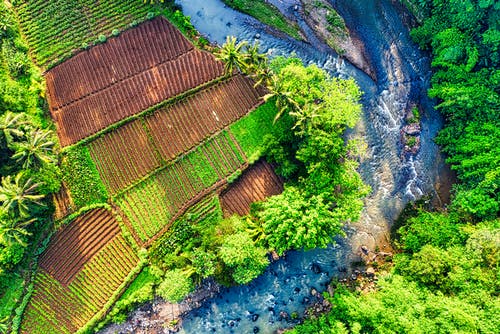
[146,74,264,161]
[22,209,139,334]
[220,161,284,216]
[115,130,247,244]
[18,10,274,333]
[15,0,151,67]
[88,120,161,194]
[45,17,225,146]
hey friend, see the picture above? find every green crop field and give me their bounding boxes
[115,130,246,244]
[14,0,152,67]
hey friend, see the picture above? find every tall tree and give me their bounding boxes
[0,112,25,149]
[12,129,56,169]
[0,173,44,219]
[215,36,248,74]
[0,218,33,247]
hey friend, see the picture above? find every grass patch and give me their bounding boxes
[61,146,108,208]
[230,101,277,161]
[221,0,302,40]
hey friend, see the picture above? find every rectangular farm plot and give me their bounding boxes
[39,208,120,285]
[21,234,139,334]
[88,120,161,194]
[45,17,193,109]
[52,48,225,146]
[220,160,284,217]
[115,131,247,243]
[14,0,151,67]
[145,74,264,161]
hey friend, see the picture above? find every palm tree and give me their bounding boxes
[0,173,44,219]
[242,42,267,74]
[214,36,248,74]
[0,112,25,149]
[0,218,33,247]
[263,75,301,123]
[12,129,57,169]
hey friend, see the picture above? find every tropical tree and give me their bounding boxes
[263,75,301,123]
[12,129,57,169]
[0,111,25,149]
[0,217,33,247]
[242,42,267,73]
[215,36,248,74]
[0,173,44,218]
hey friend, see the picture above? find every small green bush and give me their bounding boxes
[98,34,107,43]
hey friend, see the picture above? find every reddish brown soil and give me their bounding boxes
[52,182,74,220]
[39,208,120,285]
[45,17,193,109]
[146,75,263,161]
[88,120,161,194]
[46,17,225,146]
[220,161,284,216]
[21,234,139,334]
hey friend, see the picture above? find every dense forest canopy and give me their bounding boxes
[292,1,500,332]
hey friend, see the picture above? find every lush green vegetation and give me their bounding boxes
[61,146,108,209]
[13,0,208,69]
[13,0,152,67]
[292,1,500,332]
[221,0,302,40]
[0,3,61,329]
[230,101,278,162]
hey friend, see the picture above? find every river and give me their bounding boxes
[100,0,448,333]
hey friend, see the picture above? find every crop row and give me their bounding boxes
[15,0,151,66]
[146,74,263,161]
[53,48,224,146]
[21,235,139,334]
[115,131,246,243]
[88,120,161,194]
[39,208,120,285]
[88,74,262,195]
[46,17,193,109]
[220,160,284,216]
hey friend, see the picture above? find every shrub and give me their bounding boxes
[156,269,193,303]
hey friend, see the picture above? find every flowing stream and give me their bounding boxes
[101,1,448,333]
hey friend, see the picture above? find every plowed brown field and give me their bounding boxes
[46,17,225,146]
[39,208,120,285]
[146,74,263,161]
[220,161,283,216]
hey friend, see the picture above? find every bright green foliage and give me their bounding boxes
[256,187,344,255]
[409,0,500,221]
[214,36,248,74]
[106,267,157,323]
[253,59,368,253]
[61,146,108,208]
[11,129,57,169]
[219,231,269,284]
[0,274,23,319]
[157,269,193,303]
[220,1,302,40]
[396,210,467,253]
[230,101,279,161]
[149,195,222,271]
[292,274,498,334]
[13,0,154,68]
[0,174,43,219]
